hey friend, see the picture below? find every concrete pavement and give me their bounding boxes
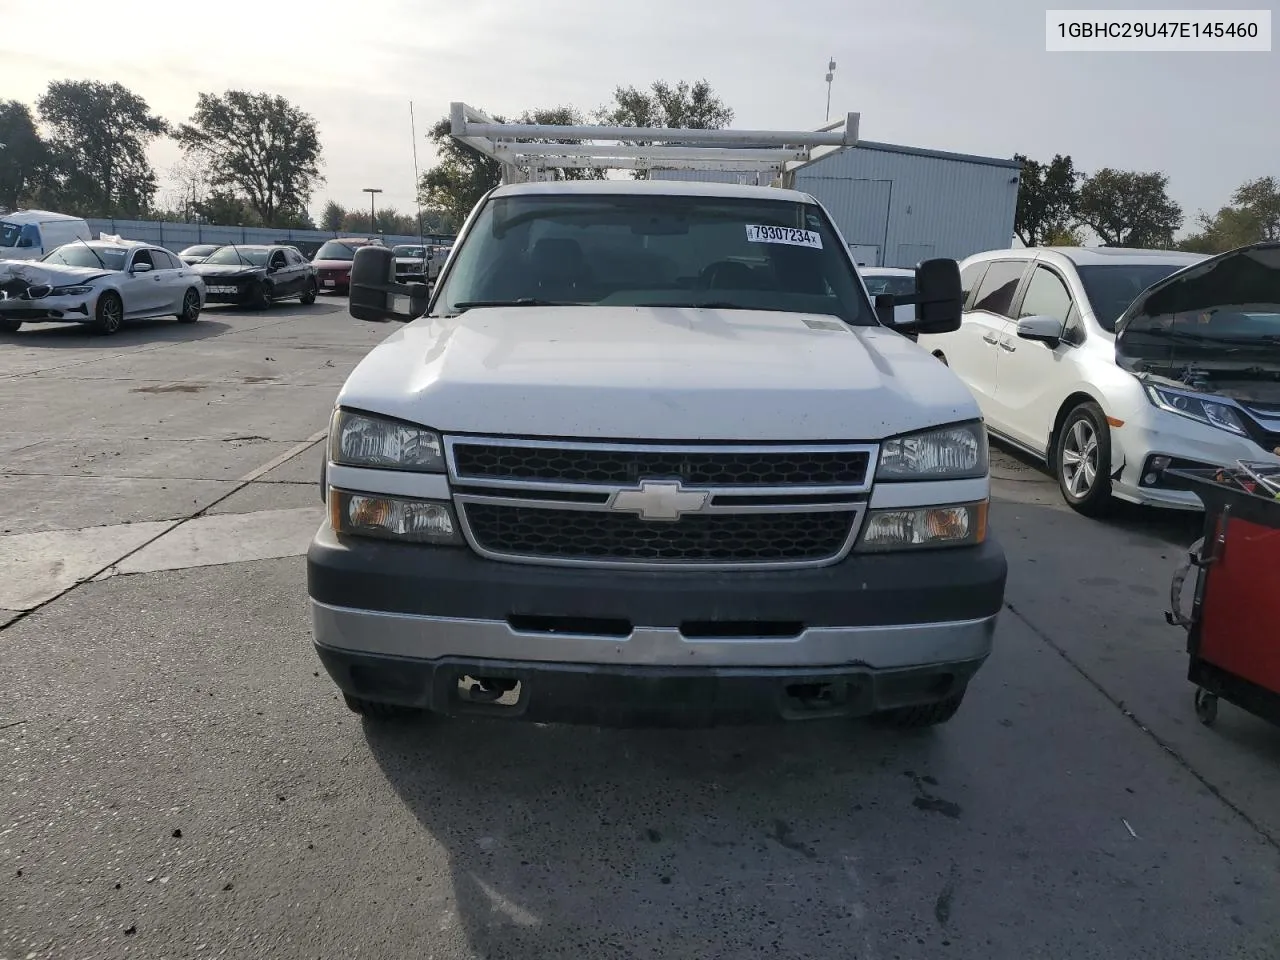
[1,301,1277,959]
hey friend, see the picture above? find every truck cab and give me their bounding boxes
[306,108,1007,730]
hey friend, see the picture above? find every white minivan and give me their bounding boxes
[0,210,93,261]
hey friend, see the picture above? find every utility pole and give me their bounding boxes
[825,58,837,122]
[362,187,382,235]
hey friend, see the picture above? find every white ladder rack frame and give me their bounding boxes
[448,101,860,186]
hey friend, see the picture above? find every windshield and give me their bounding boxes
[430,192,876,324]
[0,221,21,248]
[393,246,425,257]
[861,274,917,298]
[42,244,127,271]
[183,245,218,256]
[1077,263,1191,333]
[204,246,270,266]
[316,241,357,261]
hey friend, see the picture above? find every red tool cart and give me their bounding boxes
[1166,462,1280,728]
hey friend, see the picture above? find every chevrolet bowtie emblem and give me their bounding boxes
[609,480,710,522]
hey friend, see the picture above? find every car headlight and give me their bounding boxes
[876,421,988,481]
[51,284,94,296]
[329,488,461,544]
[1145,384,1248,437]
[858,501,988,551]
[329,408,444,472]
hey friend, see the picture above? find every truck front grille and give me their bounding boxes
[461,503,857,565]
[450,442,871,488]
[445,436,876,570]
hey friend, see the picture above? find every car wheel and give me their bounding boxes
[342,693,421,721]
[0,318,21,334]
[94,291,124,335]
[300,279,317,305]
[1055,401,1113,516]
[177,288,201,323]
[870,692,965,729]
[251,281,272,310]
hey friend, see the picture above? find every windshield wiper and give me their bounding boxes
[644,301,761,310]
[452,298,571,311]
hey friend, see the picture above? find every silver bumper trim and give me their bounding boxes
[311,601,998,670]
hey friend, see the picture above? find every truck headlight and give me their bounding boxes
[876,421,988,480]
[329,488,462,544]
[329,408,444,472]
[858,501,988,551]
[1145,384,1248,437]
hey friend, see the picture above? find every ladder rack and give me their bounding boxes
[448,101,860,187]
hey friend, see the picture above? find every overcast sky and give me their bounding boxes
[2,0,1274,234]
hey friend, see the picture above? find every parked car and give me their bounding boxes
[189,244,318,308]
[308,179,1006,731]
[391,244,428,283]
[914,244,1280,515]
[178,243,221,265]
[859,267,918,326]
[0,238,205,335]
[312,238,382,294]
[0,210,93,261]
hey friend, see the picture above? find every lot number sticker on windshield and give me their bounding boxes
[745,224,823,249]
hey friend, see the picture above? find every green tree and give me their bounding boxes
[0,100,49,211]
[599,79,734,130]
[36,80,169,217]
[1178,176,1280,253]
[418,105,601,226]
[193,192,261,226]
[177,91,323,228]
[1075,168,1182,247]
[320,200,346,232]
[598,79,734,179]
[1013,154,1080,247]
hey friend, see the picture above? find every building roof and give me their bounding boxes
[844,140,1022,170]
[491,179,814,203]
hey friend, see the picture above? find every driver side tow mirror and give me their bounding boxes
[1016,314,1065,346]
[884,258,963,336]
[348,246,430,323]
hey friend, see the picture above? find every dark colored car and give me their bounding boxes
[178,243,221,265]
[313,238,382,294]
[190,244,319,308]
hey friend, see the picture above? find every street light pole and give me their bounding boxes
[824,58,837,122]
[362,187,382,234]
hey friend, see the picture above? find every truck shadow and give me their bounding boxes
[361,714,952,958]
[0,317,233,346]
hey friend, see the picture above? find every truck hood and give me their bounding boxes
[335,306,980,441]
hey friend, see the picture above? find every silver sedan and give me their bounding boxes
[0,240,207,335]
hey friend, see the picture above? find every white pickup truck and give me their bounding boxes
[306,172,1008,730]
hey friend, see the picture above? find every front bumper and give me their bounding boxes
[1110,408,1280,510]
[0,294,94,323]
[307,522,1007,724]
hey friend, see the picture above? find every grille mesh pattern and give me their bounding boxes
[463,503,855,564]
[451,444,869,487]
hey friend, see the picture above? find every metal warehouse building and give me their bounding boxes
[652,140,1021,269]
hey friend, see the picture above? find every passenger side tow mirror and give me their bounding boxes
[349,246,430,323]
[1016,315,1065,346]
[890,258,962,335]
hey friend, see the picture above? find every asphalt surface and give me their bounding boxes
[1,299,1278,960]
